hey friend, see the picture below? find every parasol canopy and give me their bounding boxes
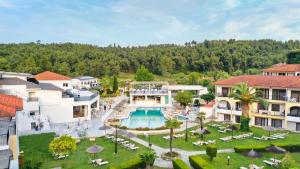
[244,149,262,158]
[266,146,286,154]
[86,144,103,154]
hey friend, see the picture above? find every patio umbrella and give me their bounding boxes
[266,146,286,162]
[86,144,103,157]
[263,126,276,137]
[99,125,111,135]
[244,149,262,158]
[227,125,238,137]
[199,128,211,141]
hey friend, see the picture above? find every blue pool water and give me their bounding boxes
[121,108,166,129]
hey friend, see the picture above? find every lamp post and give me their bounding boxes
[114,125,118,154]
[227,156,230,166]
[145,133,151,147]
[185,117,188,142]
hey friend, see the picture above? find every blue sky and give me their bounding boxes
[0,0,300,46]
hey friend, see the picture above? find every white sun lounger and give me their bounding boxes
[263,160,275,166]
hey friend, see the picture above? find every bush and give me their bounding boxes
[189,155,214,169]
[172,158,191,169]
[206,145,217,161]
[271,143,300,152]
[234,145,267,153]
[109,158,145,169]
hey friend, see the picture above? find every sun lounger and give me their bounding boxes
[54,154,69,160]
[95,159,109,166]
[218,130,226,133]
[129,146,139,150]
[252,164,263,169]
[163,136,170,140]
[174,134,184,138]
[192,141,203,146]
[270,158,281,164]
[105,135,114,139]
[240,167,248,169]
[263,160,275,166]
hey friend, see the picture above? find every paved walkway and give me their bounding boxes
[131,137,235,168]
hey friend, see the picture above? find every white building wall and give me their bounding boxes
[38,80,72,90]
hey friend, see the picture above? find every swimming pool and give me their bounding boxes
[121,108,166,129]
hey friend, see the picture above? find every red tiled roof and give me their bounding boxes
[263,64,300,72]
[202,100,215,107]
[0,94,23,118]
[35,71,71,81]
[214,75,300,88]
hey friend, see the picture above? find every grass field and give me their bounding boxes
[137,123,300,151]
[19,133,165,169]
[199,152,300,169]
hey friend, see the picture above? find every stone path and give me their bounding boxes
[131,137,235,168]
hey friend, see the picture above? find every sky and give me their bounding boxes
[0,0,300,46]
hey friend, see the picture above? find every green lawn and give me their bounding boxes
[199,152,300,169]
[138,123,300,151]
[19,133,165,169]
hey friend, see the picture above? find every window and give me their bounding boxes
[63,83,68,87]
[221,87,230,97]
[296,123,300,131]
[272,89,286,100]
[258,103,267,110]
[289,107,300,117]
[271,104,280,111]
[235,116,241,123]
[224,114,231,121]
[256,88,269,99]
[31,122,36,129]
[29,111,35,116]
[271,119,282,128]
[278,73,286,76]
[291,91,300,102]
[255,117,268,126]
[235,102,241,111]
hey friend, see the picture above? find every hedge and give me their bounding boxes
[188,155,214,169]
[271,143,300,152]
[172,158,191,169]
[234,145,268,153]
[108,158,145,169]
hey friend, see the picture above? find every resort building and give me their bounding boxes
[214,75,300,132]
[72,76,100,89]
[0,94,22,169]
[263,63,300,76]
[0,71,100,133]
[129,81,208,107]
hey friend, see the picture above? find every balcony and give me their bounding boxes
[287,115,300,122]
[63,89,99,102]
[271,95,286,101]
[130,89,168,95]
[252,109,285,117]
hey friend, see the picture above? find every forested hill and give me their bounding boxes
[0,39,299,77]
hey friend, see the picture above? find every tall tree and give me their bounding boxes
[174,91,193,107]
[229,83,267,131]
[112,76,118,93]
[165,119,181,156]
[134,66,154,81]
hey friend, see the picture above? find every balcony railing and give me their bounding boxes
[130,89,168,95]
[28,97,38,102]
[252,109,285,116]
[287,114,300,117]
[74,93,99,102]
[272,95,286,101]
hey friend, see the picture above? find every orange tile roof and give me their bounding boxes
[263,64,300,72]
[202,100,215,107]
[35,71,71,81]
[0,94,23,117]
[214,75,300,88]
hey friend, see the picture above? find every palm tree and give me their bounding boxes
[139,151,157,169]
[197,112,206,130]
[229,83,267,131]
[165,119,181,156]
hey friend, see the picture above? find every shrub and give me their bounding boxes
[189,155,214,169]
[48,135,76,155]
[271,143,300,152]
[234,145,267,153]
[206,145,217,161]
[172,158,191,169]
[280,153,296,169]
[109,158,145,169]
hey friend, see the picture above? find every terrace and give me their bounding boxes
[63,89,99,102]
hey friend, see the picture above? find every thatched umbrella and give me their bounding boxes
[266,146,286,162]
[99,125,111,135]
[263,126,276,137]
[227,125,239,137]
[86,144,103,157]
[199,128,211,141]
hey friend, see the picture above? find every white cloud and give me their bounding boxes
[224,0,240,9]
[0,0,13,8]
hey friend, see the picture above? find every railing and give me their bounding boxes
[272,95,286,101]
[74,93,99,101]
[130,89,168,95]
[252,109,285,116]
[28,97,38,102]
[287,114,300,117]
[217,92,229,97]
